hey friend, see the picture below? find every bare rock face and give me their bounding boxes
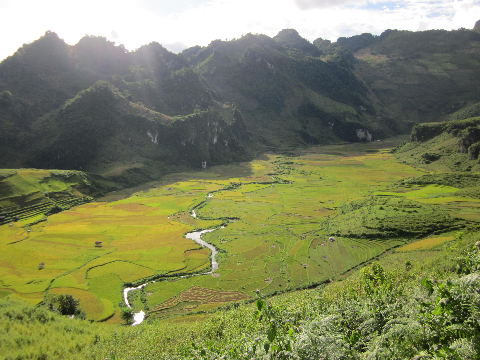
[356,129,372,142]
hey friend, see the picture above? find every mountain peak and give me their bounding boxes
[273,28,321,56]
[474,19,480,33]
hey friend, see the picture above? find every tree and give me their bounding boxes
[120,307,134,324]
[48,294,85,319]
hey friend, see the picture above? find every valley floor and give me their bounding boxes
[1,137,480,358]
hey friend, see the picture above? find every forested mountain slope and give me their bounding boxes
[345,28,480,125]
[1,25,480,176]
[394,101,480,173]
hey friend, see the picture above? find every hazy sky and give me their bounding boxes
[0,0,479,60]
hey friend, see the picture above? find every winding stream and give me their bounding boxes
[185,229,218,273]
[123,197,220,325]
[123,284,146,325]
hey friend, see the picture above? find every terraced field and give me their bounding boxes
[1,139,477,322]
[0,169,109,225]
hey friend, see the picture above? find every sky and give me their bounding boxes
[0,0,479,61]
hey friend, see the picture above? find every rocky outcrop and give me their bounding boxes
[457,127,480,155]
[171,109,250,168]
[356,129,373,142]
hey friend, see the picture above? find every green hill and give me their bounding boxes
[5,25,480,174]
[393,102,480,173]
[28,81,251,172]
[0,168,115,226]
[187,32,388,148]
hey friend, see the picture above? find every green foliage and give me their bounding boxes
[0,298,110,359]
[120,307,134,324]
[253,297,296,357]
[336,32,378,53]
[47,294,86,319]
[417,275,480,358]
[447,102,480,122]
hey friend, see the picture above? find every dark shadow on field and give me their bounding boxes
[97,136,409,202]
[289,136,408,157]
[97,161,256,202]
[253,153,271,161]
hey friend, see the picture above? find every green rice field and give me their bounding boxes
[1,139,478,322]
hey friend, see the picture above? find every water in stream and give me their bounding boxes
[123,223,220,325]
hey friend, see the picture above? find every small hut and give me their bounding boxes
[38,263,45,270]
[95,241,103,248]
[329,237,335,242]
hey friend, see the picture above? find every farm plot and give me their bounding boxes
[0,169,103,225]
[377,178,480,223]
[150,285,250,318]
[396,236,456,251]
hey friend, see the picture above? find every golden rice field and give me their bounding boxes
[1,139,479,322]
[396,236,456,252]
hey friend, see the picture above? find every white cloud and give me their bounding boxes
[162,42,189,53]
[293,0,367,10]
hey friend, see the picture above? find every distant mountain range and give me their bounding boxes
[1,23,480,181]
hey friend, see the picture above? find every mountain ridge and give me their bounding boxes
[1,24,479,177]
